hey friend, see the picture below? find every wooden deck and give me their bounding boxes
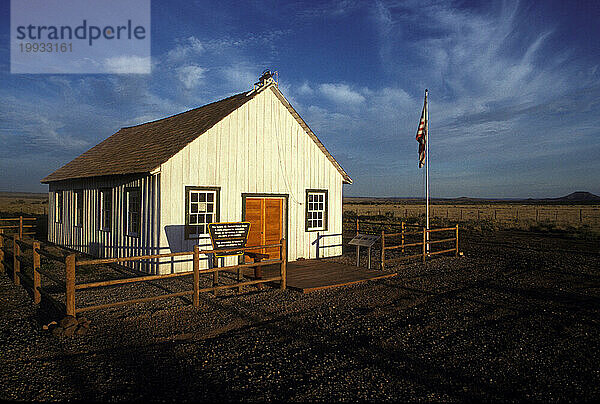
[257,259,397,293]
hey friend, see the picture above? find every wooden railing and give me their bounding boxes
[312,232,343,258]
[0,229,67,313]
[380,225,459,270]
[0,216,37,238]
[72,240,287,315]
[340,219,459,269]
[0,229,287,318]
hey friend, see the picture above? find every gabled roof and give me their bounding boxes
[42,84,352,184]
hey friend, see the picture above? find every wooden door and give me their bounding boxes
[244,197,283,260]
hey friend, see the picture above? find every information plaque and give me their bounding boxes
[348,233,380,269]
[348,234,380,247]
[208,222,251,257]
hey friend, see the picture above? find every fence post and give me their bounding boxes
[401,222,405,253]
[380,230,385,271]
[455,225,459,257]
[280,238,287,290]
[65,254,76,317]
[0,229,4,274]
[422,228,427,263]
[580,209,583,224]
[316,232,320,259]
[213,257,219,297]
[33,241,41,304]
[13,234,20,285]
[19,216,23,239]
[193,245,199,307]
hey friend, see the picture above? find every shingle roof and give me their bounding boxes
[41,92,252,183]
[41,85,352,184]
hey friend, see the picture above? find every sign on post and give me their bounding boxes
[348,234,380,248]
[208,222,251,257]
[348,233,380,269]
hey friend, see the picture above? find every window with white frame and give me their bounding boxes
[126,188,141,237]
[185,187,219,239]
[54,191,63,223]
[74,190,83,227]
[305,190,328,231]
[99,189,112,231]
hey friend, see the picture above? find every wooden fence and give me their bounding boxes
[0,216,37,238]
[340,219,459,270]
[379,225,459,270]
[0,228,287,318]
[0,229,68,314]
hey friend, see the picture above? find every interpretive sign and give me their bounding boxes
[348,233,380,269]
[348,234,379,248]
[208,222,251,257]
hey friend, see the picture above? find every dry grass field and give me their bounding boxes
[1,193,599,239]
[0,192,48,216]
[344,201,600,232]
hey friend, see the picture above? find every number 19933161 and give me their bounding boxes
[19,42,73,52]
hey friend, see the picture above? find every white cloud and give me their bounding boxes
[297,0,365,18]
[104,55,151,74]
[319,83,366,105]
[177,64,208,89]
[223,64,258,90]
[403,2,563,112]
[167,36,205,61]
[28,116,90,150]
[298,82,314,96]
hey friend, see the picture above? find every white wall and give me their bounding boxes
[159,86,345,273]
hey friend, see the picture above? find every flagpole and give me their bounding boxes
[425,89,430,253]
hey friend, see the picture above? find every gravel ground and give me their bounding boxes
[1,229,599,402]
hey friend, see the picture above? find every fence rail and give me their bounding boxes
[71,240,286,315]
[312,232,343,258]
[0,230,65,311]
[0,216,37,238]
[0,228,287,318]
[380,225,459,270]
[339,218,460,270]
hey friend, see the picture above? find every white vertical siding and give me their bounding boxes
[159,86,345,273]
[48,174,160,273]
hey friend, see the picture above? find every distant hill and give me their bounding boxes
[549,192,600,202]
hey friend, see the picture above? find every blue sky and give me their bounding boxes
[1,0,599,198]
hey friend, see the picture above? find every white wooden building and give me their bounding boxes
[42,74,352,273]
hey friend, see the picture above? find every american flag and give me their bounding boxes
[415,94,427,168]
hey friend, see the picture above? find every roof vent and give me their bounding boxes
[249,69,278,94]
